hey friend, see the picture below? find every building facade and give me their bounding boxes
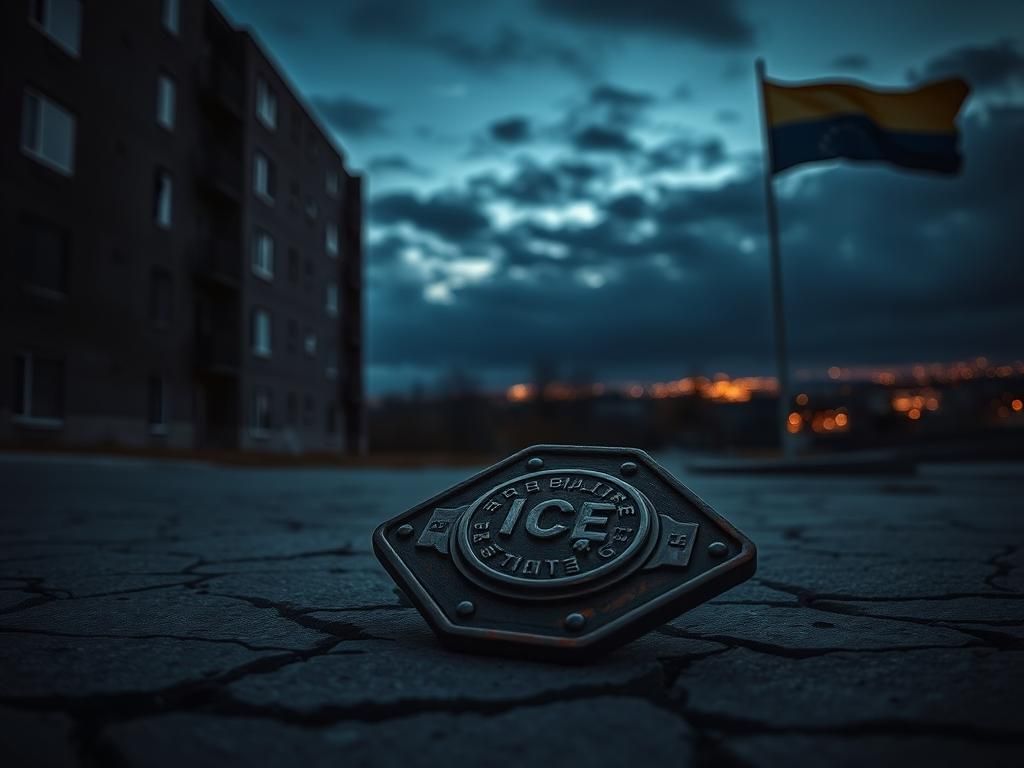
[0,0,365,454]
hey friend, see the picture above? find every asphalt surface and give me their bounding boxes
[0,453,1021,767]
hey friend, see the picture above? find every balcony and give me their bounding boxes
[195,239,241,288]
[199,59,243,119]
[196,331,240,375]
[199,150,241,201]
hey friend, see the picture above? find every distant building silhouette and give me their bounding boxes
[1,0,365,454]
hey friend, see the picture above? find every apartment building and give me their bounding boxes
[0,0,365,454]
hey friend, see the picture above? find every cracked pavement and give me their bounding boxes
[0,454,1021,767]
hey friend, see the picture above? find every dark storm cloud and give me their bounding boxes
[345,0,596,77]
[431,26,596,77]
[371,191,490,241]
[571,124,639,153]
[367,106,1024,379]
[310,95,389,136]
[466,158,611,207]
[589,84,655,109]
[831,54,871,71]
[537,0,754,46]
[366,154,432,177]
[645,136,727,170]
[490,116,532,144]
[512,81,657,156]
[910,39,1024,92]
[556,159,607,186]
[579,83,656,128]
[606,193,647,220]
[474,164,561,206]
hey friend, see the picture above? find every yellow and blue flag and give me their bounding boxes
[764,78,970,175]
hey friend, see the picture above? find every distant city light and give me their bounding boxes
[498,358,1022,424]
[506,383,532,402]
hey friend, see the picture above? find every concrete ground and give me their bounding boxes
[0,453,1021,767]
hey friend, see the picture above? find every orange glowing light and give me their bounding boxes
[834,413,848,427]
[506,383,532,402]
[893,397,912,412]
[1012,399,1023,412]
[908,408,921,420]
[795,393,808,406]
[787,412,801,426]
[828,366,841,380]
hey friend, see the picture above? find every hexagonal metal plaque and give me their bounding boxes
[373,445,756,659]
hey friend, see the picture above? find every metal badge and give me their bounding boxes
[373,445,756,659]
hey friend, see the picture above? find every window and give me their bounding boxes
[305,195,318,220]
[154,170,173,228]
[287,392,298,425]
[251,230,274,280]
[325,282,338,316]
[326,169,339,198]
[251,308,272,357]
[156,74,176,130]
[148,376,167,433]
[13,354,64,425]
[326,402,337,434]
[251,390,272,434]
[256,77,277,130]
[18,216,68,297]
[325,222,339,257]
[290,108,301,145]
[150,269,172,329]
[287,248,300,284]
[21,89,75,176]
[29,0,81,56]
[304,331,317,357]
[253,151,275,202]
[289,180,300,214]
[161,0,180,35]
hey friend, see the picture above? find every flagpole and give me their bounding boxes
[755,58,793,457]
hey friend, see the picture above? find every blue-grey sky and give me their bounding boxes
[219,0,1024,394]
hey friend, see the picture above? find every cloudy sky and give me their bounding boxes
[219,0,1024,394]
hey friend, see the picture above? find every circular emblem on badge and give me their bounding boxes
[452,469,657,599]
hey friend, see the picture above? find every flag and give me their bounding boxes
[763,77,970,175]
